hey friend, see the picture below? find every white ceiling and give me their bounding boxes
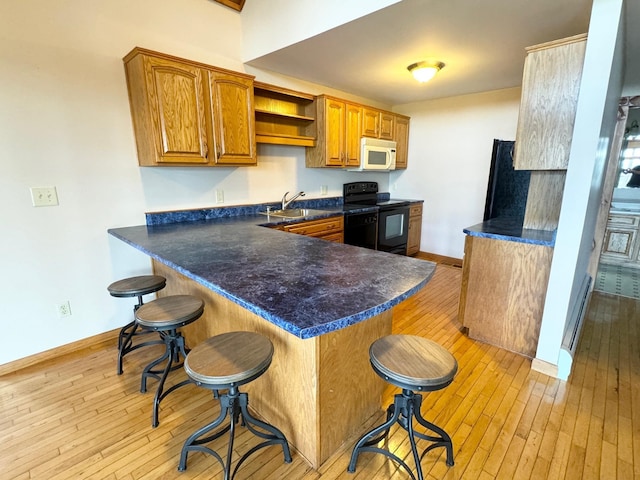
[246,0,639,106]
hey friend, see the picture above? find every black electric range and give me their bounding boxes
[343,182,410,255]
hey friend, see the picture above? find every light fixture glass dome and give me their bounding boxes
[407,61,445,83]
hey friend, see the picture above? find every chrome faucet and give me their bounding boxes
[281,191,305,210]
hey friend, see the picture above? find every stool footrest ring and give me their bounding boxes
[178,388,292,479]
[348,389,453,480]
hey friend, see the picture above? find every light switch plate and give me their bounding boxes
[30,186,59,207]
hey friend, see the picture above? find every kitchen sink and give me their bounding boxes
[259,208,328,219]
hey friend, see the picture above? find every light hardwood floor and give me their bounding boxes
[1,264,638,479]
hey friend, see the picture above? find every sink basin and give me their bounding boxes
[260,208,327,219]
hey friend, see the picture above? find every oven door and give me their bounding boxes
[344,211,378,250]
[377,206,409,255]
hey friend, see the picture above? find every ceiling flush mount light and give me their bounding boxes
[407,61,445,83]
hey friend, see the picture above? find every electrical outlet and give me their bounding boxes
[56,301,72,318]
[30,186,59,207]
[215,189,224,204]
[320,185,328,195]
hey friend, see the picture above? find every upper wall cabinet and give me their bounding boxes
[362,107,394,140]
[306,95,362,168]
[306,95,410,169]
[513,34,587,170]
[124,48,256,167]
[253,82,316,147]
[394,114,410,170]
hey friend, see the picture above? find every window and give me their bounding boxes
[618,120,640,188]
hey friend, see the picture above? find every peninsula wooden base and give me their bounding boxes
[458,236,553,358]
[152,260,391,469]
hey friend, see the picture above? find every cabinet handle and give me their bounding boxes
[217,148,221,160]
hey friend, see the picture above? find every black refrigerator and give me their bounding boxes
[483,139,531,221]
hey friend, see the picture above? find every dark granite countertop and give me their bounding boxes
[109,207,435,339]
[463,217,556,246]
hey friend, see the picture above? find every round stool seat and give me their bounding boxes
[108,275,166,298]
[370,335,457,391]
[135,295,204,330]
[185,331,274,387]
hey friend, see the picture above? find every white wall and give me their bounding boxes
[241,0,400,61]
[536,0,625,377]
[0,0,389,365]
[391,88,522,259]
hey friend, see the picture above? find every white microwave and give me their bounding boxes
[347,138,397,171]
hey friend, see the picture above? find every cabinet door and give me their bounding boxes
[209,72,256,165]
[143,56,210,165]
[325,98,346,166]
[394,115,410,169]
[513,35,586,170]
[380,112,394,140]
[602,228,637,259]
[361,108,380,138]
[344,103,362,167]
[406,203,422,256]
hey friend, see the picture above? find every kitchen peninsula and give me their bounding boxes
[108,205,435,469]
[458,217,555,358]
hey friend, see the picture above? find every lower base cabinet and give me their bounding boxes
[407,202,423,256]
[276,216,344,243]
[458,235,553,358]
[599,212,640,268]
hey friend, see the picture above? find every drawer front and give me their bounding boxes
[321,232,344,243]
[607,214,640,227]
[409,203,423,217]
[284,216,344,236]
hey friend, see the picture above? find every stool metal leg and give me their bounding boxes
[348,389,454,480]
[179,387,292,479]
[117,295,162,375]
[140,329,191,427]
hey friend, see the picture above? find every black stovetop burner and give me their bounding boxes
[343,182,409,209]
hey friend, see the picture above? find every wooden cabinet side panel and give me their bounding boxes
[523,171,566,230]
[305,96,328,167]
[124,55,157,166]
[463,237,553,357]
[318,310,392,463]
[514,38,586,170]
[457,235,474,326]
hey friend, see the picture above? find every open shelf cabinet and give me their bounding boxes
[254,82,316,147]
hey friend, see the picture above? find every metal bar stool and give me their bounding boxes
[107,275,167,375]
[134,294,204,427]
[178,331,292,479]
[348,334,458,480]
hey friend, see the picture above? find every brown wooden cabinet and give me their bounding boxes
[253,82,316,147]
[513,34,587,170]
[458,235,553,358]
[307,96,411,169]
[406,202,423,256]
[394,114,410,169]
[278,215,344,243]
[124,47,256,167]
[306,96,361,168]
[362,107,394,140]
[209,71,256,165]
